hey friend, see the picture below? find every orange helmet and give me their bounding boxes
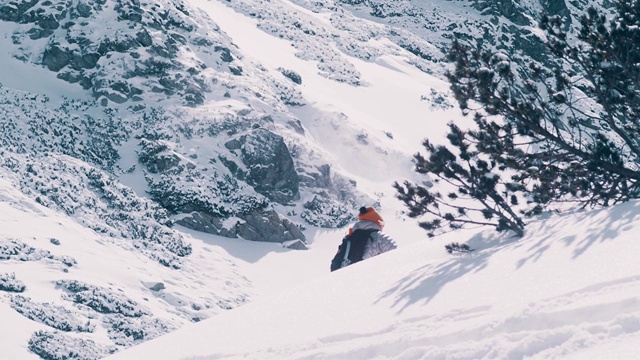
[358,206,384,228]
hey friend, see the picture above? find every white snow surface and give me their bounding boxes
[106,1,639,358]
[1,0,639,359]
[110,200,640,360]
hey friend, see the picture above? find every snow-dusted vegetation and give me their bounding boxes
[11,295,95,332]
[0,272,26,293]
[29,330,116,360]
[0,238,76,268]
[1,0,637,358]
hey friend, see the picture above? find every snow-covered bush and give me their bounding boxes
[28,330,115,360]
[301,195,355,228]
[0,88,125,170]
[11,296,95,332]
[0,272,26,292]
[104,315,175,347]
[56,280,149,318]
[444,242,474,254]
[0,239,77,267]
[2,153,191,268]
[279,68,302,84]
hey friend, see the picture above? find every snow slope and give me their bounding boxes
[110,200,640,359]
[3,0,637,358]
[0,0,451,356]
[0,175,252,359]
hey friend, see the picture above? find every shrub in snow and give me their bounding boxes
[89,164,192,268]
[423,89,454,111]
[399,3,640,237]
[0,272,26,292]
[28,330,115,360]
[301,195,354,228]
[278,68,302,84]
[56,280,149,317]
[0,239,77,267]
[11,295,95,333]
[444,242,474,254]
[104,315,175,347]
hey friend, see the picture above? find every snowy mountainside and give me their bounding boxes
[110,198,640,359]
[0,0,623,358]
[0,0,453,356]
[0,176,251,359]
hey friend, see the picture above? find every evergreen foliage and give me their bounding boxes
[104,315,175,347]
[444,242,474,254]
[396,0,640,237]
[0,273,26,292]
[56,280,149,318]
[28,330,115,360]
[11,295,95,333]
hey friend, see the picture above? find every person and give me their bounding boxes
[330,206,397,271]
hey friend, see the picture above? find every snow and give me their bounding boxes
[192,0,460,183]
[109,201,640,359]
[1,0,638,358]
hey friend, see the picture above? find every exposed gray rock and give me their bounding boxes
[299,164,332,189]
[174,212,238,238]
[149,283,165,292]
[286,119,305,135]
[224,139,242,150]
[176,209,305,243]
[218,155,246,181]
[543,0,570,17]
[235,128,300,204]
[236,209,305,242]
[282,239,308,250]
[214,46,234,62]
[42,43,73,72]
[0,0,38,22]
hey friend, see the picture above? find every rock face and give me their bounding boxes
[227,128,300,204]
[237,209,305,242]
[174,212,238,238]
[1,0,241,106]
[175,209,305,243]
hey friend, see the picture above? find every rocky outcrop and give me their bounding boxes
[175,209,306,243]
[237,209,305,242]
[174,212,238,238]
[282,239,308,250]
[2,0,243,106]
[225,128,300,204]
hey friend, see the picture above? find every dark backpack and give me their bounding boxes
[330,229,376,271]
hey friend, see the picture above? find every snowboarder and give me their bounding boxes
[330,206,397,271]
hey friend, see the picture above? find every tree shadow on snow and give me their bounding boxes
[375,201,640,314]
[515,201,640,268]
[374,232,511,314]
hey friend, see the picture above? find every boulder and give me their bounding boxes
[149,282,165,292]
[174,212,237,238]
[237,209,305,242]
[234,128,300,204]
[282,239,308,250]
[176,209,306,243]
